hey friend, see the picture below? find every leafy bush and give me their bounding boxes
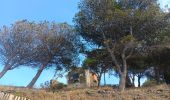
[53,83,67,90]
[40,81,67,92]
[142,80,158,87]
[40,81,50,89]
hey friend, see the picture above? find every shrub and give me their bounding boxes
[40,81,50,89]
[142,80,158,87]
[40,81,67,93]
[55,83,67,90]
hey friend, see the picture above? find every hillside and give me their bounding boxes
[0,84,170,100]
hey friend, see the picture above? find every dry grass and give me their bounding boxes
[0,84,170,100]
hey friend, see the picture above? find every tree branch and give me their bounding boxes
[102,32,122,74]
[126,48,134,59]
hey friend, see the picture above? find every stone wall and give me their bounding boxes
[85,70,98,87]
[67,69,98,88]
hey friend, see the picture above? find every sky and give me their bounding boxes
[0,0,169,87]
[0,0,79,26]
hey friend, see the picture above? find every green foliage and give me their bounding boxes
[147,48,170,84]
[74,0,170,91]
[40,81,67,92]
[128,54,149,70]
[149,48,170,67]
[82,49,112,86]
[120,35,136,43]
[142,79,158,87]
[40,81,50,90]
[83,58,97,68]
[75,0,170,46]
[53,83,67,90]
[82,49,112,73]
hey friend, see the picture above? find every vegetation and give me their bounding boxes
[142,79,158,87]
[0,84,170,100]
[83,49,112,86]
[0,20,80,88]
[74,0,170,92]
[0,0,170,97]
[40,81,67,92]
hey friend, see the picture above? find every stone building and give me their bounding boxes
[67,68,98,88]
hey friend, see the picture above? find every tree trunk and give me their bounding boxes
[138,76,141,87]
[132,74,135,87]
[119,58,127,92]
[104,72,106,86]
[0,65,11,79]
[27,64,46,88]
[97,73,102,87]
[155,67,160,84]
[119,73,126,92]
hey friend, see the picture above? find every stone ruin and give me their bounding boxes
[67,68,98,88]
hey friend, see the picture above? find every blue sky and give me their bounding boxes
[0,0,169,87]
[0,0,81,87]
[0,0,79,26]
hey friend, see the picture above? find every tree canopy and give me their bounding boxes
[74,0,170,91]
[0,20,80,88]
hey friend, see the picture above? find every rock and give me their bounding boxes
[157,89,163,92]
[98,90,115,95]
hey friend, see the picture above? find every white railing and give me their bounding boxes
[0,91,30,100]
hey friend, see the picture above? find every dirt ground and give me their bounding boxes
[0,84,170,100]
